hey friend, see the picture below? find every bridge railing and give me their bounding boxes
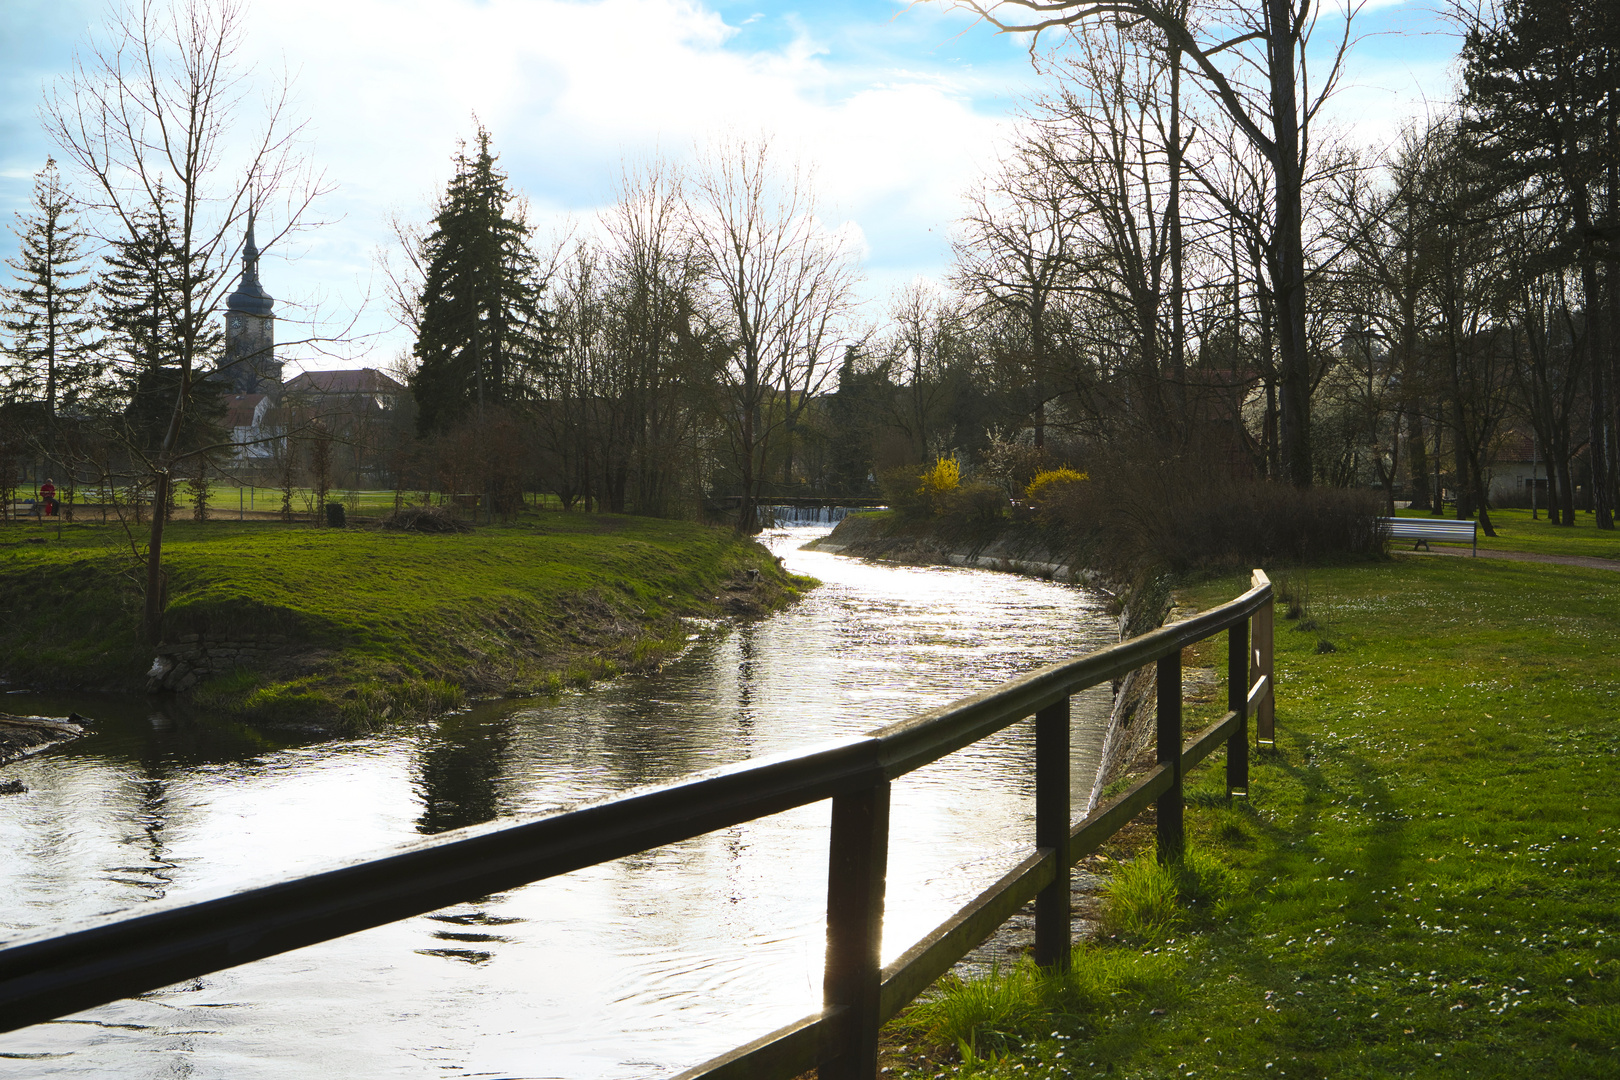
[0,571,1275,1080]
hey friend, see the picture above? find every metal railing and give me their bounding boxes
[0,570,1276,1080]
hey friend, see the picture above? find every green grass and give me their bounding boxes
[888,556,1620,1078]
[0,512,807,728]
[1394,506,1620,561]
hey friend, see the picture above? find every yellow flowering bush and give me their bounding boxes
[1024,467,1089,502]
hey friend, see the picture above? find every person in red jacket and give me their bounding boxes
[39,478,56,517]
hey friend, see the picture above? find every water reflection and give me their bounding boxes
[0,526,1114,1078]
[414,711,516,834]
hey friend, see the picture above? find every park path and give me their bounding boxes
[1400,546,1620,571]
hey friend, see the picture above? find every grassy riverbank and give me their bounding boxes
[889,553,1619,1078]
[0,514,807,728]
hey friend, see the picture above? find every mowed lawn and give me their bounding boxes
[891,553,1618,1079]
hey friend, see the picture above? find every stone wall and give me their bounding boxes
[147,633,288,693]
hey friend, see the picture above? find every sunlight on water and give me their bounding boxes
[0,524,1114,1078]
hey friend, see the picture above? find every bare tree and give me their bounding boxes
[954,144,1078,450]
[936,0,1359,486]
[44,0,326,642]
[686,136,860,531]
[882,280,966,459]
[600,158,713,516]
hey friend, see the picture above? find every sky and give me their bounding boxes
[1,0,1464,375]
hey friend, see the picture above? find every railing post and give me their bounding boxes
[1227,618,1249,799]
[1252,570,1275,746]
[1034,697,1071,969]
[1156,650,1184,862]
[820,781,890,1080]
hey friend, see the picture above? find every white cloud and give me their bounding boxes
[235,0,1024,368]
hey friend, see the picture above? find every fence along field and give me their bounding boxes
[0,572,1276,1080]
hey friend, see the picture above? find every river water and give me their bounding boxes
[0,525,1114,1079]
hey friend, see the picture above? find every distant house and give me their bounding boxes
[282,368,405,417]
[280,367,407,484]
[1488,429,1550,507]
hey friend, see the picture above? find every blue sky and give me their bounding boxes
[2,0,1462,372]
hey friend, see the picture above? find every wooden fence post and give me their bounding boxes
[1227,618,1249,798]
[1034,698,1071,969]
[820,781,890,1080]
[1156,651,1184,862]
[1252,570,1275,746]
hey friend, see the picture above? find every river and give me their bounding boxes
[0,524,1115,1079]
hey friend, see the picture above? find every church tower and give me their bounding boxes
[220,212,279,393]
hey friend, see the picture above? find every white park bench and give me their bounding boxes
[1379,516,1478,556]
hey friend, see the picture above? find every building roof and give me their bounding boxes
[283,368,405,395]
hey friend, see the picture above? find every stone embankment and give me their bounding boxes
[148,634,289,693]
[807,511,1097,584]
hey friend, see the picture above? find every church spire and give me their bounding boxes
[242,209,260,284]
[225,208,273,317]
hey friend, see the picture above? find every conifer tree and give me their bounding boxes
[1,158,100,423]
[95,196,223,451]
[411,127,548,435]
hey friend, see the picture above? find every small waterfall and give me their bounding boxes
[759,504,870,527]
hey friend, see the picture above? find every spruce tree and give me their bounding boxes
[411,127,548,435]
[0,158,100,422]
[96,194,223,451]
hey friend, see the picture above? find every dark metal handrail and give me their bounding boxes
[0,571,1276,1080]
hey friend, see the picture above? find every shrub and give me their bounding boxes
[919,457,961,515]
[1024,467,1089,502]
[1038,460,1384,579]
[945,480,1009,524]
[879,464,931,518]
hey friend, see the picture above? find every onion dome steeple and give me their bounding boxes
[225,211,274,317]
[219,209,279,393]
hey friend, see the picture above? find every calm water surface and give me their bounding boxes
[0,526,1114,1078]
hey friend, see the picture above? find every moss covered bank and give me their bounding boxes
[0,514,808,729]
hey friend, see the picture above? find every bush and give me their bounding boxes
[919,457,961,515]
[945,480,1009,524]
[1037,460,1384,579]
[1024,467,1089,526]
[1024,467,1089,502]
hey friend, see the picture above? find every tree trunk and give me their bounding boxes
[1268,0,1311,487]
[143,470,170,645]
[1406,412,1432,511]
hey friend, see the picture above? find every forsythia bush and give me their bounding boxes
[918,457,961,514]
[1024,467,1089,503]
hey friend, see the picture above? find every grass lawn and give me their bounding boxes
[890,554,1618,1078]
[0,512,804,727]
[1394,506,1620,561]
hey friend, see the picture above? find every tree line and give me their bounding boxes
[4,0,1618,642]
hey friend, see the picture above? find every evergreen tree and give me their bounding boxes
[1462,0,1620,526]
[411,127,549,435]
[0,158,100,421]
[96,194,223,451]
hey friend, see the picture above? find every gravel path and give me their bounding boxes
[1397,547,1620,571]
